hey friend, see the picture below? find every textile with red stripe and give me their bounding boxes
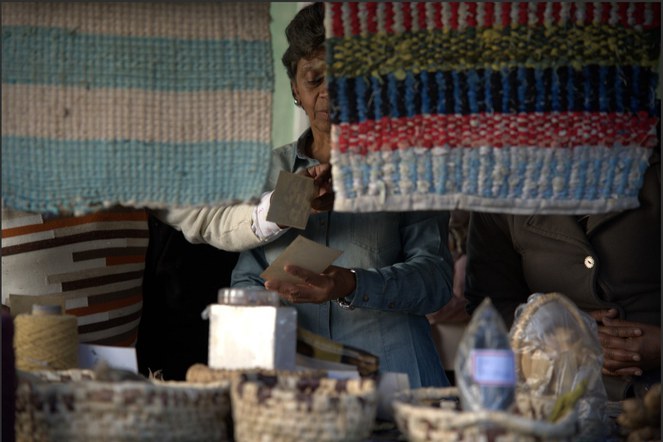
[1,207,148,346]
[326,2,660,214]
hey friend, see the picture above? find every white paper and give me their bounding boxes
[78,343,138,373]
[260,235,342,284]
[295,354,360,379]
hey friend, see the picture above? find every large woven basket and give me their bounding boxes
[393,387,578,442]
[16,369,231,442]
[231,371,378,442]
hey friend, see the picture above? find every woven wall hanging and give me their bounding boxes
[326,2,660,214]
[2,3,273,215]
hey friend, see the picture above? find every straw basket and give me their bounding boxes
[15,369,231,442]
[393,387,578,442]
[185,363,326,384]
[231,371,378,442]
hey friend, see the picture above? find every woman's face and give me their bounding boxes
[292,47,329,135]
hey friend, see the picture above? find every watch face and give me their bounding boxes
[334,298,354,310]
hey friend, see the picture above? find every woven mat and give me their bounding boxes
[326,2,660,214]
[2,3,273,215]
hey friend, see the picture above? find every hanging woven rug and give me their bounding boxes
[326,2,660,214]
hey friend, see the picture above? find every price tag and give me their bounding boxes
[470,349,516,386]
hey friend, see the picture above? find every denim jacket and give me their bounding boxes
[231,130,454,387]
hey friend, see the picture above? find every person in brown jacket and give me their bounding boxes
[464,148,660,401]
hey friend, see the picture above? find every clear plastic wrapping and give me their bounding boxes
[510,292,608,440]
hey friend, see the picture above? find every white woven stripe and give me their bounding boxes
[425,2,436,31]
[410,2,419,33]
[76,301,142,326]
[77,317,141,343]
[358,2,368,36]
[1,2,270,41]
[376,3,386,34]
[457,2,468,32]
[1,230,55,248]
[2,84,272,143]
[528,2,538,27]
[47,262,145,284]
[342,3,352,37]
[476,2,485,28]
[393,2,404,34]
[331,146,652,214]
[63,280,146,304]
[333,191,644,215]
[0,209,44,229]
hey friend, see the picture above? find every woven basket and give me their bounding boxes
[16,369,231,442]
[393,387,578,442]
[231,371,378,442]
[185,363,329,384]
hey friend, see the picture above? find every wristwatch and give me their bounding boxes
[334,269,356,310]
[334,295,354,310]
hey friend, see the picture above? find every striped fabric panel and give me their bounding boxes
[1,207,148,346]
[326,2,660,214]
[1,3,273,215]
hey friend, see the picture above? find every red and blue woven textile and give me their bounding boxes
[326,2,660,214]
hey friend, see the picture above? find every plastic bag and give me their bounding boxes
[510,292,609,440]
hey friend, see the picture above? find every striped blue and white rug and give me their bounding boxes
[2,3,273,215]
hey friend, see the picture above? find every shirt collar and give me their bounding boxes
[295,128,314,160]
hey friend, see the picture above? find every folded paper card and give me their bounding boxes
[260,235,342,284]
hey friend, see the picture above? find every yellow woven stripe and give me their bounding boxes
[329,25,658,78]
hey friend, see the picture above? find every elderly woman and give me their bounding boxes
[230,3,453,388]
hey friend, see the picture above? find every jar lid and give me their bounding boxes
[217,288,280,306]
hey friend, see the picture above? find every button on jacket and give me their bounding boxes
[231,130,454,388]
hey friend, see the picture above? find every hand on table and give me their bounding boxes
[589,308,661,377]
[264,264,354,305]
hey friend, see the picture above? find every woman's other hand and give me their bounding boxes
[264,264,354,304]
[589,309,661,377]
[301,164,334,212]
[427,254,470,324]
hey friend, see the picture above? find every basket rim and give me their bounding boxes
[510,292,594,350]
[392,387,578,438]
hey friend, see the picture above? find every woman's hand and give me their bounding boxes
[301,164,334,213]
[264,264,354,304]
[589,308,661,377]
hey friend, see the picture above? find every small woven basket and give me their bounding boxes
[393,387,578,442]
[16,369,231,442]
[230,371,378,442]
